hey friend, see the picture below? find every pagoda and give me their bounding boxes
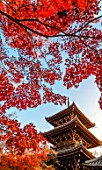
[43,102,102,170]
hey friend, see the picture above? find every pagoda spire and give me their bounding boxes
[67,97,70,107]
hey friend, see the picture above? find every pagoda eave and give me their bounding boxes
[82,155,102,169]
[58,145,95,160]
[45,102,95,129]
[43,116,101,148]
[44,116,76,137]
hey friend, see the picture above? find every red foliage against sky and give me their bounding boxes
[0,107,49,170]
[0,0,102,110]
[0,0,102,169]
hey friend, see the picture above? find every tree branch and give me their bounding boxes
[16,18,66,35]
[79,37,101,62]
[0,10,49,38]
[16,17,102,39]
[75,15,102,34]
[0,10,101,40]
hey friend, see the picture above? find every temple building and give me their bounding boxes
[43,102,102,170]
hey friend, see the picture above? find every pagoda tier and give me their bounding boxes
[58,145,95,160]
[58,145,95,170]
[44,116,102,149]
[45,102,95,128]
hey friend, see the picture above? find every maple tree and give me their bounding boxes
[0,107,56,170]
[0,0,101,110]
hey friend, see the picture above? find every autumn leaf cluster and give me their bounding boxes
[0,106,56,170]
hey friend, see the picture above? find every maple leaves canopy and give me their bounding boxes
[0,107,50,170]
[0,0,102,110]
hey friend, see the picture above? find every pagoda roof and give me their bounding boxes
[83,155,102,167]
[43,116,102,148]
[45,102,95,129]
[57,145,95,160]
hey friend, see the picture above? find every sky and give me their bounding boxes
[11,75,102,138]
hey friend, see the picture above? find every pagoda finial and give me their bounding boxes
[67,97,70,107]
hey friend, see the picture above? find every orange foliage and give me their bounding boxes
[0,0,101,110]
[0,108,49,170]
